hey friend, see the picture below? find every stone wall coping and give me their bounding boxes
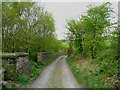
[1,52,28,59]
[38,52,52,53]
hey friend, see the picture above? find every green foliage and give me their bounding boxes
[29,57,56,81]
[2,83,16,90]
[66,2,119,88]
[4,64,16,81]
[66,2,115,58]
[29,61,44,80]
[2,2,66,61]
[67,57,110,88]
[17,74,29,85]
[2,2,67,89]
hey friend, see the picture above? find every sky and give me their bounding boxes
[39,2,118,40]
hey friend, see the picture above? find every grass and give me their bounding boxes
[17,74,29,85]
[49,60,62,88]
[66,56,111,88]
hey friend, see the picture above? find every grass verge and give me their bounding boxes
[66,56,113,88]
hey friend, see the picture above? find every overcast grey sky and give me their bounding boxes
[40,2,118,40]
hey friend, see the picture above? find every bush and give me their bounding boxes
[29,51,38,62]
[2,83,16,90]
[29,57,56,81]
[17,74,29,85]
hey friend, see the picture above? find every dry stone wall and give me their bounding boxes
[2,53,29,81]
[37,52,66,62]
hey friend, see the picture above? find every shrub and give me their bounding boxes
[17,74,29,85]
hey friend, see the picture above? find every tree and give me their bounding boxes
[2,2,66,61]
[2,2,33,52]
[66,2,114,59]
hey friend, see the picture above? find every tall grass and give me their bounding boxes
[67,56,110,88]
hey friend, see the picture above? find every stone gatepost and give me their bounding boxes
[2,53,29,81]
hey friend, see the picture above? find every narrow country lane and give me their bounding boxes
[29,56,81,88]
